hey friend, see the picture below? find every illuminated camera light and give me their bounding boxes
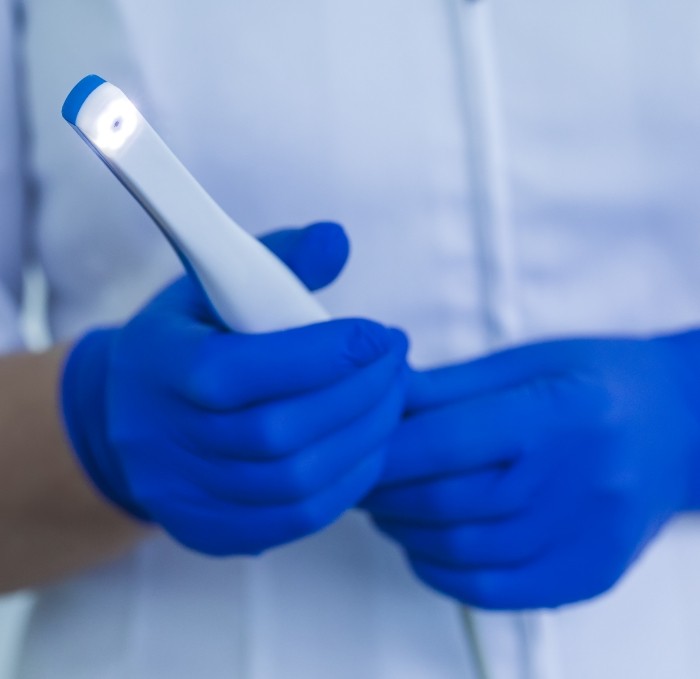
[64,77,142,154]
[92,98,140,152]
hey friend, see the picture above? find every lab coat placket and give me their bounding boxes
[446,2,558,678]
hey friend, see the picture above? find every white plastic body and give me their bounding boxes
[72,82,330,333]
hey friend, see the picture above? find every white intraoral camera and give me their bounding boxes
[63,75,330,333]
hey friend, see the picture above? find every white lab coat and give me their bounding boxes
[3,0,700,677]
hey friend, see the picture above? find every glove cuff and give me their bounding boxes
[61,329,150,521]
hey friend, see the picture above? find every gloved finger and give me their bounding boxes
[374,507,555,569]
[363,457,544,523]
[406,339,587,413]
[134,222,349,322]
[219,380,404,504]
[172,319,406,411]
[162,381,405,505]
[132,275,213,326]
[181,332,407,458]
[379,385,542,485]
[152,450,384,556]
[153,223,349,324]
[249,451,386,553]
[258,222,350,292]
[408,539,624,610]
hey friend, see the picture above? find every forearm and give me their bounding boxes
[0,345,147,593]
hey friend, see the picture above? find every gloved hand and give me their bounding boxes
[363,333,700,609]
[62,222,408,556]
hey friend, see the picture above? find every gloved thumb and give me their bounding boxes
[258,221,350,291]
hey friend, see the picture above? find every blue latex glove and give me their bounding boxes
[364,333,700,609]
[62,222,408,556]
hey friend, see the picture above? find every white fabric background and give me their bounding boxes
[0,596,31,677]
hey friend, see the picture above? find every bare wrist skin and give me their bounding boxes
[0,345,147,593]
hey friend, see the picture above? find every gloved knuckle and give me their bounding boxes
[340,320,391,368]
[459,574,501,609]
[106,416,141,453]
[127,475,161,510]
[422,486,452,518]
[283,458,319,501]
[500,475,534,514]
[510,534,543,564]
[590,558,626,599]
[289,498,328,537]
[521,378,564,418]
[596,473,638,517]
[574,377,616,426]
[183,347,225,408]
[248,410,298,456]
[437,529,469,564]
[411,559,490,607]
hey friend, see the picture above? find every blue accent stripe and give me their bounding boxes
[62,75,106,125]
